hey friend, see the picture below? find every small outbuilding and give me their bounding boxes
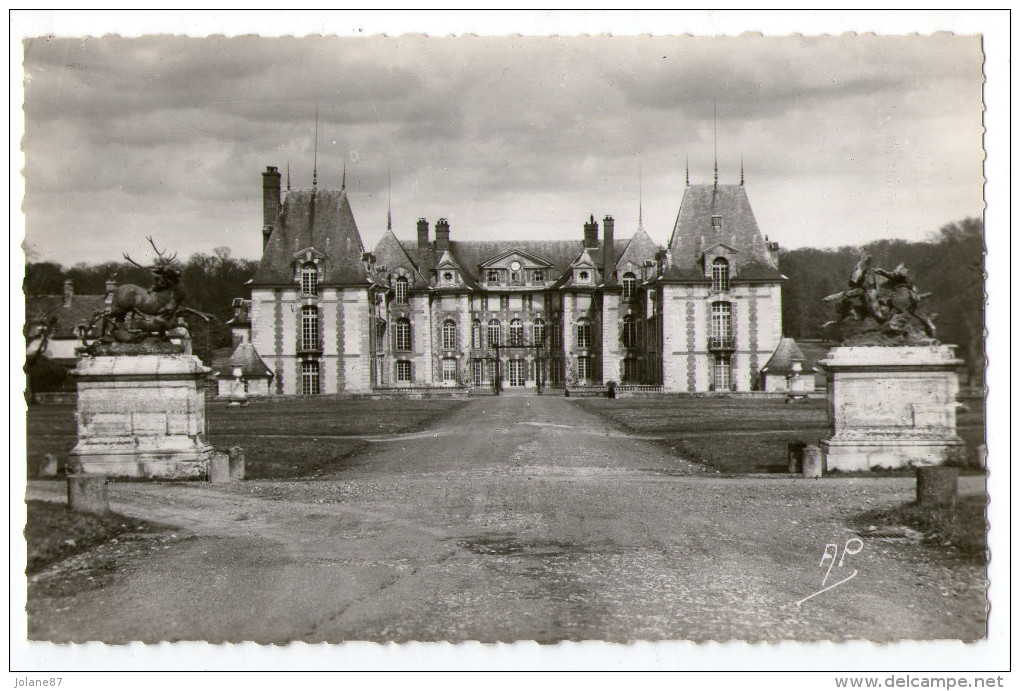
[760,337,815,394]
[215,341,274,398]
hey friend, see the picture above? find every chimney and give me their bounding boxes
[62,279,73,307]
[262,166,282,250]
[583,214,599,249]
[602,215,615,285]
[765,236,781,267]
[435,218,450,252]
[104,277,117,305]
[417,218,430,265]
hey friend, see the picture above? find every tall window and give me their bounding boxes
[442,320,457,350]
[550,358,564,384]
[471,360,484,386]
[395,318,411,351]
[551,321,562,348]
[577,356,591,381]
[711,302,732,347]
[622,272,637,301]
[712,258,730,292]
[509,318,524,346]
[395,276,408,304]
[714,355,731,390]
[487,319,501,348]
[472,320,482,349]
[442,357,458,382]
[623,357,639,382]
[301,360,320,395]
[301,263,318,296]
[396,360,411,382]
[622,315,638,348]
[576,319,591,349]
[532,318,546,347]
[508,360,526,387]
[301,305,319,351]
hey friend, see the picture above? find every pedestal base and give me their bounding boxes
[818,345,965,472]
[69,354,212,479]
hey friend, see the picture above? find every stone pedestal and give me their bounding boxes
[69,354,213,479]
[818,346,965,471]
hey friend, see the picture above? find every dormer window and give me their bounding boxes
[443,271,454,284]
[532,270,544,283]
[712,215,723,231]
[395,276,409,304]
[301,263,318,296]
[622,272,637,300]
[487,269,500,283]
[712,257,730,292]
[579,270,590,282]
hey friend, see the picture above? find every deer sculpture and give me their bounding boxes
[86,237,212,345]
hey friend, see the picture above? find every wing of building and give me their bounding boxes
[246,166,783,395]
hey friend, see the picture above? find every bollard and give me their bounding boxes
[976,444,987,469]
[39,453,59,478]
[788,441,807,474]
[228,446,245,481]
[67,475,109,515]
[916,466,958,506]
[208,450,230,483]
[802,445,823,479]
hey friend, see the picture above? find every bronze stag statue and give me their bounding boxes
[84,237,214,354]
[822,250,937,346]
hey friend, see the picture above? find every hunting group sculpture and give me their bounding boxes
[84,237,213,354]
[822,250,937,346]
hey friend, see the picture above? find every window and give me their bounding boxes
[550,358,564,384]
[711,302,732,348]
[472,320,482,349]
[394,276,409,304]
[577,356,591,381]
[622,272,637,301]
[533,270,544,283]
[500,295,510,311]
[623,357,639,382]
[712,215,723,231]
[532,318,546,347]
[712,258,730,292]
[442,320,457,350]
[442,357,458,382]
[301,306,319,351]
[487,269,500,283]
[471,360,484,386]
[301,264,318,296]
[551,320,562,348]
[622,315,638,348]
[511,270,522,284]
[576,319,591,349]
[508,360,525,387]
[487,319,501,348]
[443,271,454,283]
[714,355,731,390]
[301,360,320,395]
[579,270,589,282]
[395,318,412,351]
[396,360,411,382]
[509,319,524,346]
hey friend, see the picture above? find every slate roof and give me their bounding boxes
[253,189,368,286]
[218,341,274,380]
[372,229,430,287]
[614,226,660,281]
[664,184,781,282]
[760,337,807,374]
[26,293,107,339]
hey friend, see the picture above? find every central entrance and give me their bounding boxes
[508,359,526,387]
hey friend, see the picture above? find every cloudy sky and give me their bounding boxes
[20,25,985,266]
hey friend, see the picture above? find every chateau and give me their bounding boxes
[239,165,784,395]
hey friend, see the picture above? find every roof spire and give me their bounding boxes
[286,160,291,191]
[387,164,392,231]
[637,161,644,231]
[685,157,690,186]
[713,100,718,189]
[312,105,319,191]
[740,157,745,186]
[341,159,346,193]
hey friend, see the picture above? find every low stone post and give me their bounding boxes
[916,466,958,506]
[208,450,231,483]
[67,475,109,515]
[788,441,807,474]
[228,446,245,481]
[39,453,59,478]
[802,445,824,479]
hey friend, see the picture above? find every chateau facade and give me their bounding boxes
[245,165,783,395]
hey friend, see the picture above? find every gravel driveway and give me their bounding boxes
[25,395,987,643]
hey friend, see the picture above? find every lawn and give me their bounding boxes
[574,395,986,475]
[855,495,988,563]
[25,397,468,480]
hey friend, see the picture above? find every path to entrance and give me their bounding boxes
[26,396,985,643]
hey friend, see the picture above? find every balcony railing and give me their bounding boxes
[708,335,735,351]
[297,338,323,354]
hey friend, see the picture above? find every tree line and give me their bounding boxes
[779,217,985,385]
